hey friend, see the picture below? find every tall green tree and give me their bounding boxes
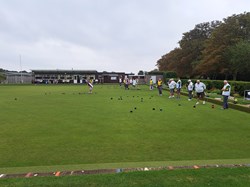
[0,69,6,82]
[178,21,221,77]
[225,40,250,80]
[157,47,182,73]
[157,12,250,80]
[157,21,220,77]
[196,12,250,79]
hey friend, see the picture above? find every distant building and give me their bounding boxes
[3,72,32,84]
[98,72,125,84]
[31,70,126,84]
[31,69,98,84]
[128,75,146,84]
[145,75,163,84]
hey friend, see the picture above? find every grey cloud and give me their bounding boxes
[0,0,249,73]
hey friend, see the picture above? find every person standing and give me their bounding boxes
[157,78,163,96]
[149,79,154,90]
[87,79,93,94]
[221,80,231,109]
[119,77,122,87]
[195,80,206,104]
[168,78,176,98]
[129,78,133,85]
[187,79,193,101]
[176,78,182,99]
[132,78,137,88]
[124,77,129,90]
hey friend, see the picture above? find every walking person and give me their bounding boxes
[157,78,163,96]
[195,80,206,105]
[221,80,231,109]
[187,79,193,101]
[168,78,176,98]
[176,78,182,99]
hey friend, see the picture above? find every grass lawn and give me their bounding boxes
[1,167,250,187]
[0,84,250,174]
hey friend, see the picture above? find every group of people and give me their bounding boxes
[153,78,182,99]
[154,78,231,109]
[86,76,231,110]
[121,77,139,90]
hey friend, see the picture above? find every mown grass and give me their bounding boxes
[1,167,250,187]
[0,84,250,174]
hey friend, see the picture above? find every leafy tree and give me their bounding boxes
[225,40,250,80]
[157,48,182,73]
[157,12,250,80]
[157,21,220,77]
[138,70,144,75]
[196,12,250,79]
[179,22,221,76]
[0,69,6,82]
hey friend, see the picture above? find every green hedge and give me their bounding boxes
[180,79,250,96]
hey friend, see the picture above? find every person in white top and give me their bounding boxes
[129,78,133,85]
[132,78,137,88]
[168,78,176,98]
[176,78,182,99]
[119,77,122,87]
[87,79,93,94]
[187,79,193,101]
[221,80,231,109]
[195,80,206,104]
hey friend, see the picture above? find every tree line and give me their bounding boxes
[156,12,250,81]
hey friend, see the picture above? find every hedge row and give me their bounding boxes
[148,71,177,79]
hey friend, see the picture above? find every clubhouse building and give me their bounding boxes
[2,69,148,84]
[31,69,128,84]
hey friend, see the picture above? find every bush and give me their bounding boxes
[163,71,177,79]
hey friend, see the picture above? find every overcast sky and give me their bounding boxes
[0,0,249,73]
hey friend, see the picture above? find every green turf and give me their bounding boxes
[0,84,250,173]
[1,167,250,187]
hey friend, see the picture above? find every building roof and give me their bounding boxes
[5,72,32,76]
[31,69,98,74]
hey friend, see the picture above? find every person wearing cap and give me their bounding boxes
[187,79,193,101]
[195,80,206,104]
[221,80,231,109]
[168,78,176,98]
